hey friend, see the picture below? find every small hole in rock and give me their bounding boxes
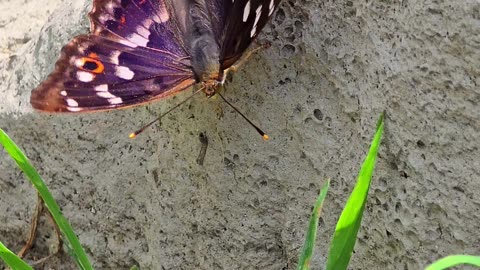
[275,9,285,23]
[313,109,323,120]
[281,44,296,56]
[417,140,425,148]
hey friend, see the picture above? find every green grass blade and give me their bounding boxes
[425,255,480,270]
[325,113,384,270]
[0,129,93,270]
[0,241,33,270]
[297,179,330,270]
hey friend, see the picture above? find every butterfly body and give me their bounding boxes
[31,0,281,113]
[185,0,224,97]
[186,0,221,83]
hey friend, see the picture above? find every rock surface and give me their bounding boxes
[0,0,479,269]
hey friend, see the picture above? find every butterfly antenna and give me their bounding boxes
[129,87,204,138]
[215,91,269,140]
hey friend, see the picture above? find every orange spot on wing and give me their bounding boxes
[79,56,104,74]
[120,15,126,24]
[91,60,104,73]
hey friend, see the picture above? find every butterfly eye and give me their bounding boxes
[76,56,105,74]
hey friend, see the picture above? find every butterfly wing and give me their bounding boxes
[89,0,188,56]
[31,35,195,112]
[31,0,196,112]
[213,0,282,69]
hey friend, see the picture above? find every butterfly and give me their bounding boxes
[30,0,281,138]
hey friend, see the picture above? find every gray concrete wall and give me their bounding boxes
[0,0,478,269]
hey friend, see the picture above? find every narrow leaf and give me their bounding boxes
[0,241,33,270]
[425,255,480,270]
[0,129,93,270]
[325,113,384,270]
[297,180,330,270]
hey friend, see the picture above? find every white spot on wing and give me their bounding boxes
[110,51,121,65]
[143,19,154,28]
[94,84,121,102]
[60,91,67,96]
[137,23,151,38]
[128,33,149,47]
[115,66,135,80]
[118,38,138,48]
[256,5,263,21]
[150,1,170,24]
[133,20,154,46]
[98,13,114,23]
[108,97,123,105]
[66,98,78,107]
[243,1,251,22]
[158,7,169,22]
[74,58,83,67]
[158,1,170,22]
[251,5,263,37]
[97,91,117,99]
[269,0,275,16]
[67,107,82,112]
[76,71,94,82]
[95,84,108,92]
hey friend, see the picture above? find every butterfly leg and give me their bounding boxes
[225,41,271,75]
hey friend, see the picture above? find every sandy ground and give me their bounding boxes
[1,0,479,269]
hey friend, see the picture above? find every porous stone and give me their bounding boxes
[0,0,479,269]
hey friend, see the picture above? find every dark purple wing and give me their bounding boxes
[89,0,188,56]
[31,0,196,112]
[211,0,281,69]
[31,35,195,112]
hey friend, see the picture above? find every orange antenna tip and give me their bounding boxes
[129,132,136,139]
[262,134,269,141]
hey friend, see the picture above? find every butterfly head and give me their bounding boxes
[198,66,226,98]
[202,77,223,97]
